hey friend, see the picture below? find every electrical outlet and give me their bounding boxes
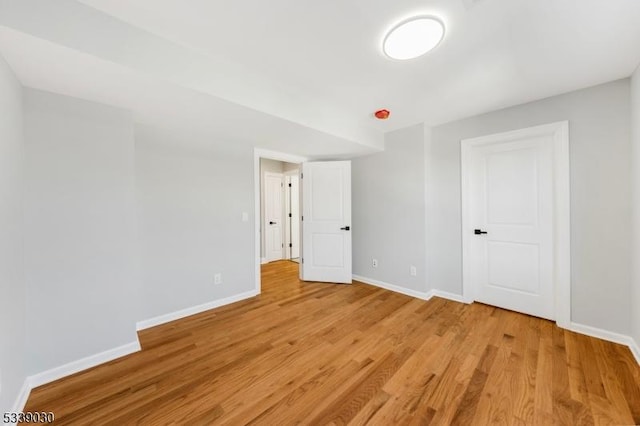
[214,273,222,285]
[410,266,417,277]
[372,258,378,268]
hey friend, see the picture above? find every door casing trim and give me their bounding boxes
[254,149,308,293]
[460,121,571,328]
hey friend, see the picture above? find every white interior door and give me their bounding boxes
[301,161,352,283]
[264,172,283,262]
[464,133,555,319]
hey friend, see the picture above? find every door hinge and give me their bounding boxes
[288,183,292,187]
[288,213,292,218]
[301,173,303,179]
[301,216,303,221]
[289,243,292,248]
[282,243,284,248]
[301,258,304,264]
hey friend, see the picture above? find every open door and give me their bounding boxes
[300,161,352,283]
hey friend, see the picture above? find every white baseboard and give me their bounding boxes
[136,290,259,331]
[11,378,32,413]
[430,289,472,304]
[352,274,472,305]
[28,340,141,389]
[629,339,640,365]
[568,322,640,365]
[568,322,632,346]
[352,275,431,300]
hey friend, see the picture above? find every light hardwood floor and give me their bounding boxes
[25,261,640,425]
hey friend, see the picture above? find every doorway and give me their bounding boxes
[254,150,354,292]
[260,158,301,265]
[461,121,571,327]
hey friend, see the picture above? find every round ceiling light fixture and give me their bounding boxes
[383,16,445,60]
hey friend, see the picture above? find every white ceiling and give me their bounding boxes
[2,0,640,157]
[0,27,377,160]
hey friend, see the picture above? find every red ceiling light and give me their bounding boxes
[374,109,390,120]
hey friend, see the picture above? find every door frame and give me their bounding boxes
[254,149,308,293]
[284,170,301,260]
[460,121,571,328]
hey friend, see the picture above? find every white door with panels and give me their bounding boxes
[461,122,570,321]
[300,161,352,284]
[264,172,284,262]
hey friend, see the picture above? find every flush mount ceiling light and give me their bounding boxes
[383,16,445,60]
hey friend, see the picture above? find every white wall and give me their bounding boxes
[135,128,256,321]
[428,79,632,334]
[23,89,140,373]
[352,124,427,292]
[631,66,640,348]
[0,54,26,412]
